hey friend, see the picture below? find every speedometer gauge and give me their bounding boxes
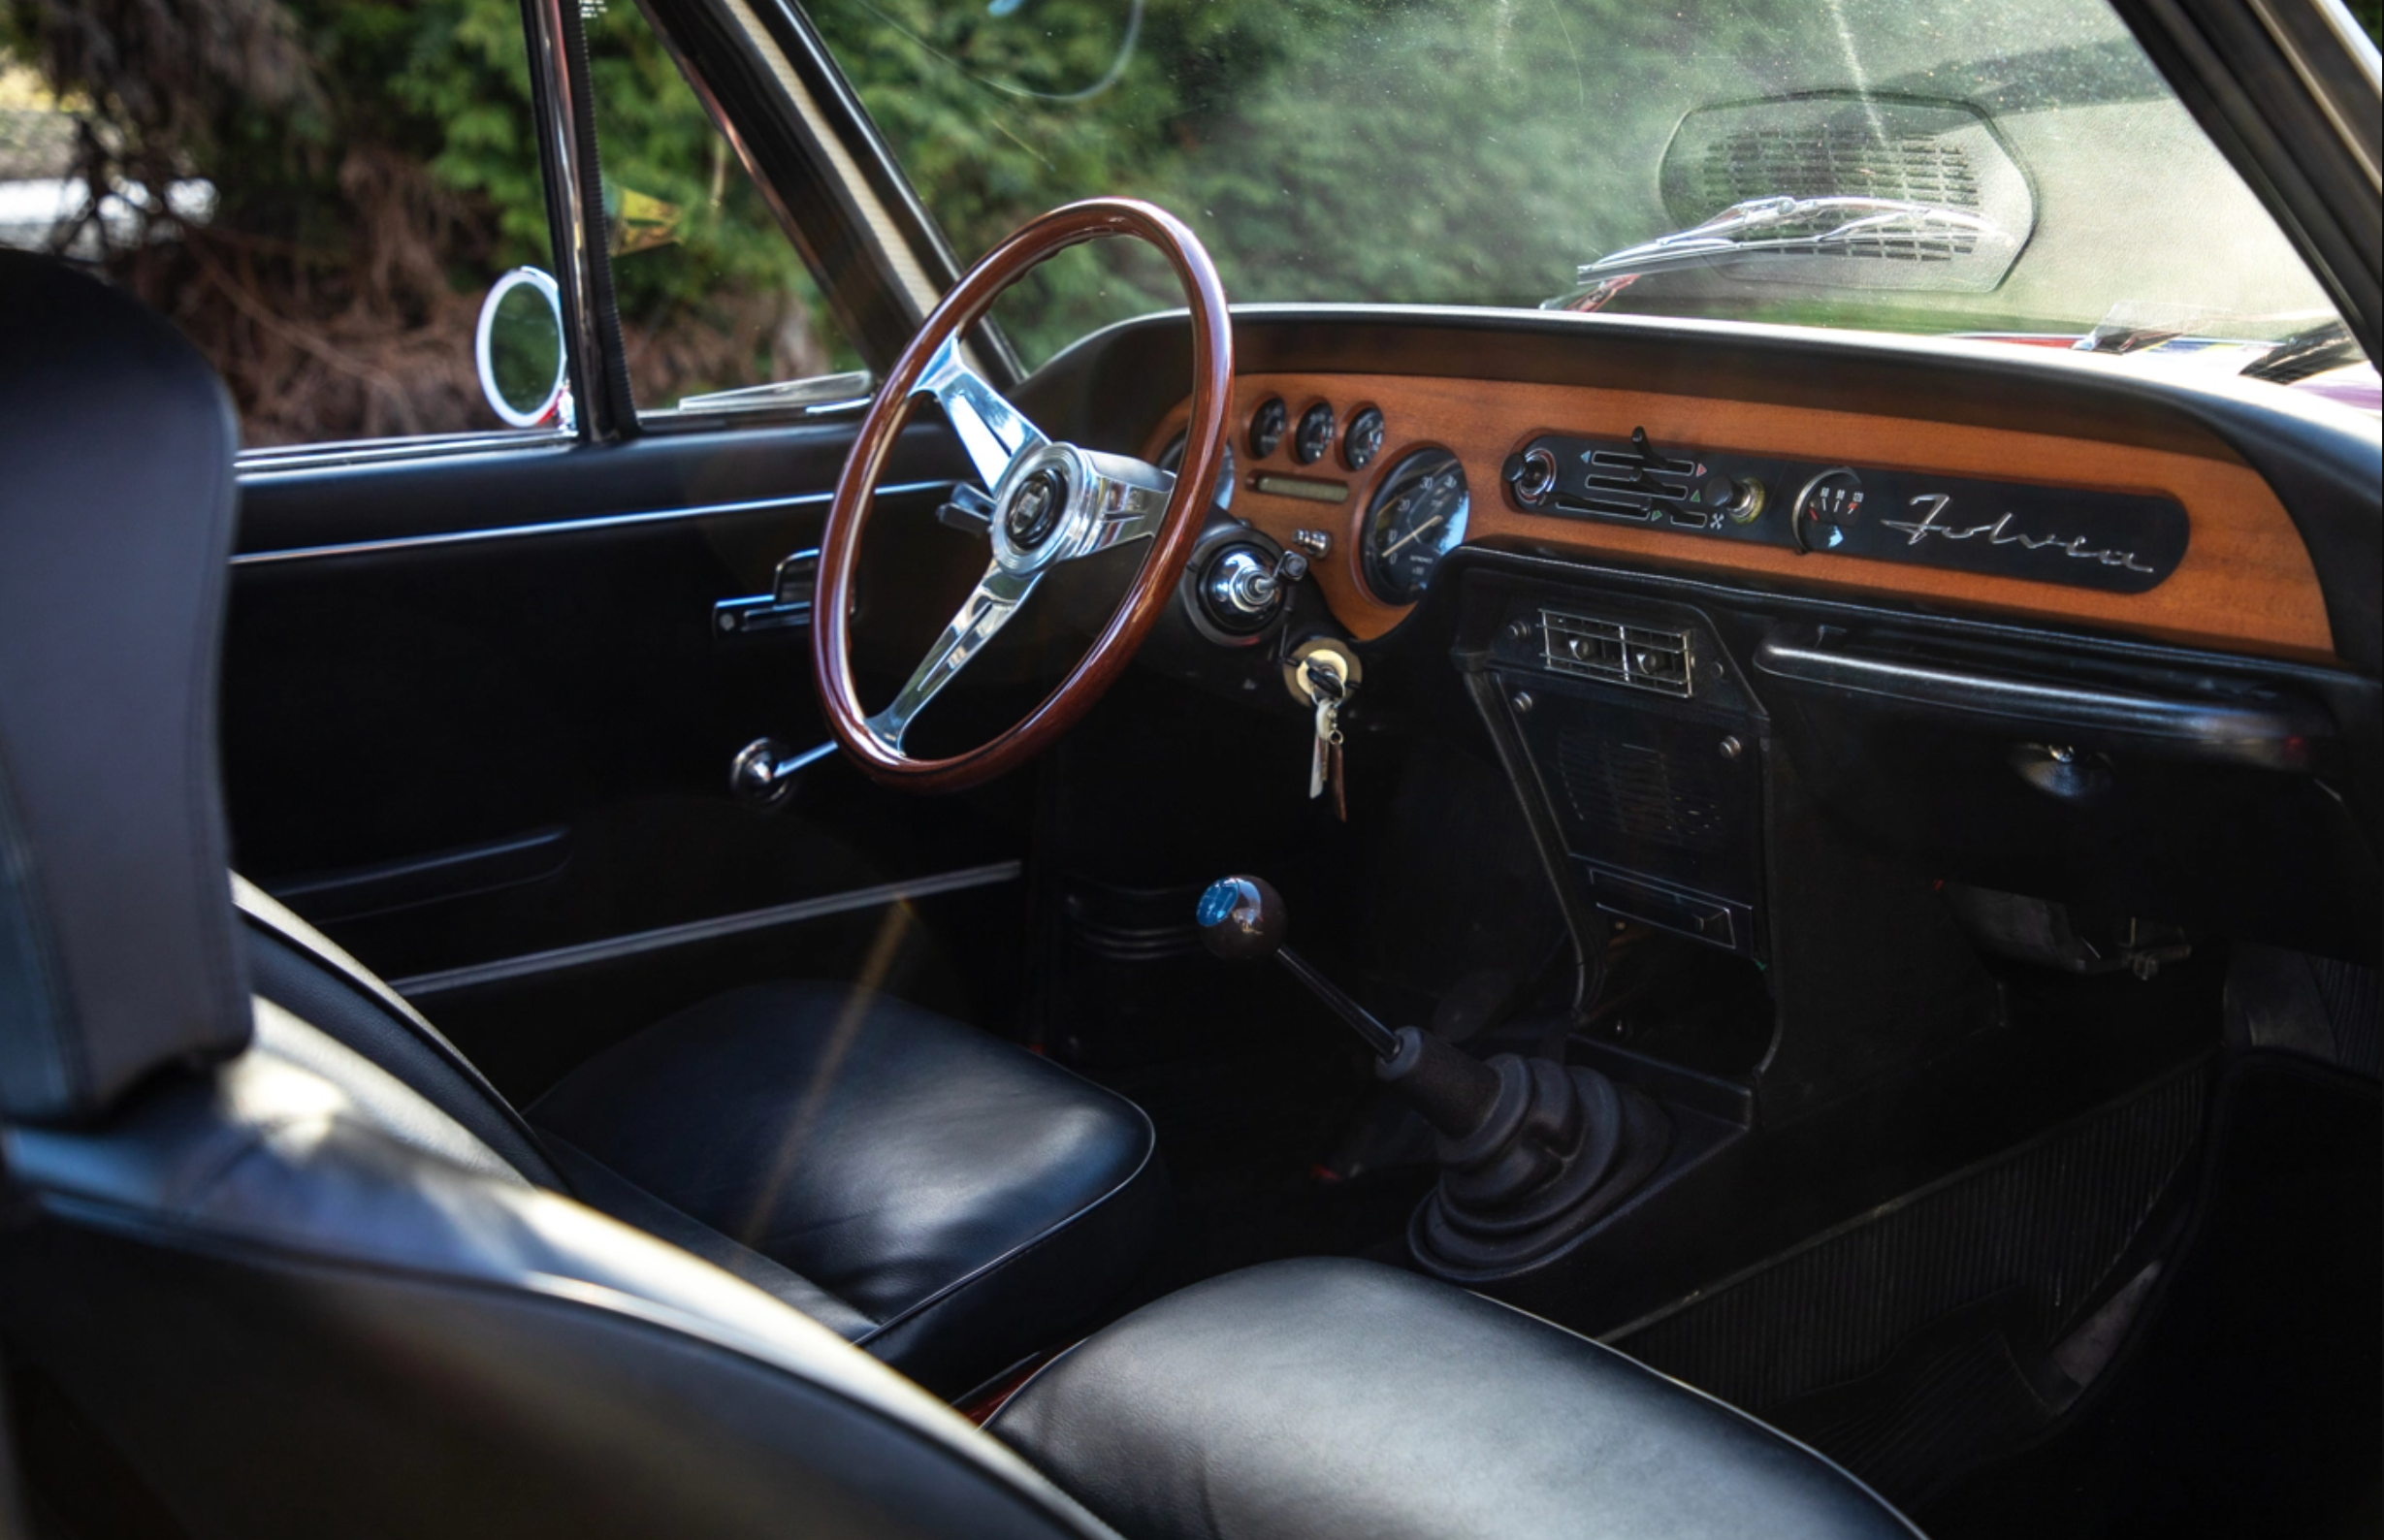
[1362,449,1468,604]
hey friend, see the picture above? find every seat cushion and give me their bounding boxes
[529,982,1165,1396]
[988,1258,1919,1540]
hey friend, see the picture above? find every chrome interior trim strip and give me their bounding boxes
[238,429,576,476]
[230,480,951,566]
[390,859,1023,998]
[1753,626,2329,768]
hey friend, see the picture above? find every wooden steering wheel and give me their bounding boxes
[812,199,1233,792]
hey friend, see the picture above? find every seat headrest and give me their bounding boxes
[0,253,250,1122]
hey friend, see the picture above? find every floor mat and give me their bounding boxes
[1609,1058,2208,1420]
[1765,1291,2082,1508]
[1918,1053,2380,1540]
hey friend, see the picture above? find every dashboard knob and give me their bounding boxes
[1792,467,1865,552]
[1697,472,1767,525]
[1503,446,1559,506]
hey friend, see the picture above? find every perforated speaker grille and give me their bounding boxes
[1555,726,1729,850]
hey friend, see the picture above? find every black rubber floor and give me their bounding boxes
[1611,1058,2211,1473]
[1917,1053,2381,1540]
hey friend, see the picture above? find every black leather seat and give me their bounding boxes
[234,856,1162,1400]
[991,1259,1920,1540]
[0,251,1920,1539]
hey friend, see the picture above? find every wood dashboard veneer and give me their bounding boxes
[1145,372,2335,660]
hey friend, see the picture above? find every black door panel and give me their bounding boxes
[222,418,1029,1096]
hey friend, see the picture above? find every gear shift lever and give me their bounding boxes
[1198,875,1502,1136]
[1197,874,1672,1272]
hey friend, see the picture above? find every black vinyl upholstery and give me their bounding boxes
[532,982,1166,1396]
[0,253,250,1121]
[2,1007,1119,1540]
[236,882,1164,1396]
[0,253,1112,1537]
[233,878,564,1186]
[990,1258,1922,1540]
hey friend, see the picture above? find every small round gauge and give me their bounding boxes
[1363,448,1470,604]
[1342,405,1385,470]
[1791,466,1864,552]
[1158,432,1237,512]
[1248,397,1288,459]
[1293,401,1336,465]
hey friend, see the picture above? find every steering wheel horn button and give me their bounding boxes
[1006,465,1069,549]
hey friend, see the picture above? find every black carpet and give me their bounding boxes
[1918,1053,2381,1540]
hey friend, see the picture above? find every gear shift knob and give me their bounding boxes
[1196,875,1287,961]
[1198,873,1403,1062]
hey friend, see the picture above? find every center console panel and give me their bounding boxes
[1479,594,1768,960]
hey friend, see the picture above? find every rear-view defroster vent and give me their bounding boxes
[1698,130,1982,262]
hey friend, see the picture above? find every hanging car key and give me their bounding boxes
[1306,666,1343,801]
[1285,639,1361,820]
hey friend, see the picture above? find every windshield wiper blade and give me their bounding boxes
[676,369,875,416]
[2239,321,2364,385]
[1546,195,2016,312]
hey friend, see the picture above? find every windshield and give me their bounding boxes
[806,0,2355,376]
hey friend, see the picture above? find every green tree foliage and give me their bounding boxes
[5,0,2357,433]
[808,0,2344,368]
[806,0,1805,367]
[1,0,551,438]
[0,0,836,436]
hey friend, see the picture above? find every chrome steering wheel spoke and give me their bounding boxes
[1063,448,1176,558]
[918,335,1048,492]
[864,561,1040,752]
[864,446,1174,748]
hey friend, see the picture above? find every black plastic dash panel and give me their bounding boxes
[1505,430,2191,594]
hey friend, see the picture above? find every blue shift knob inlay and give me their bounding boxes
[1196,879,1242,928]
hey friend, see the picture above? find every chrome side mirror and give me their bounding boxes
[474,267,572,429]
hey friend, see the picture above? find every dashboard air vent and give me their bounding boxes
[1541,610,1693,696]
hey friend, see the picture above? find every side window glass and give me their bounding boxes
[581,0,865,421]
[0,9,566,449]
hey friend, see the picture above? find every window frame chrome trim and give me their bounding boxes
[225,480,954,566]
[235,428,578,476]
[522,0,624,440]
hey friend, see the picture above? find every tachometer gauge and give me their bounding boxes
[1159,432,1238,512]
[1362,448,1469,604]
